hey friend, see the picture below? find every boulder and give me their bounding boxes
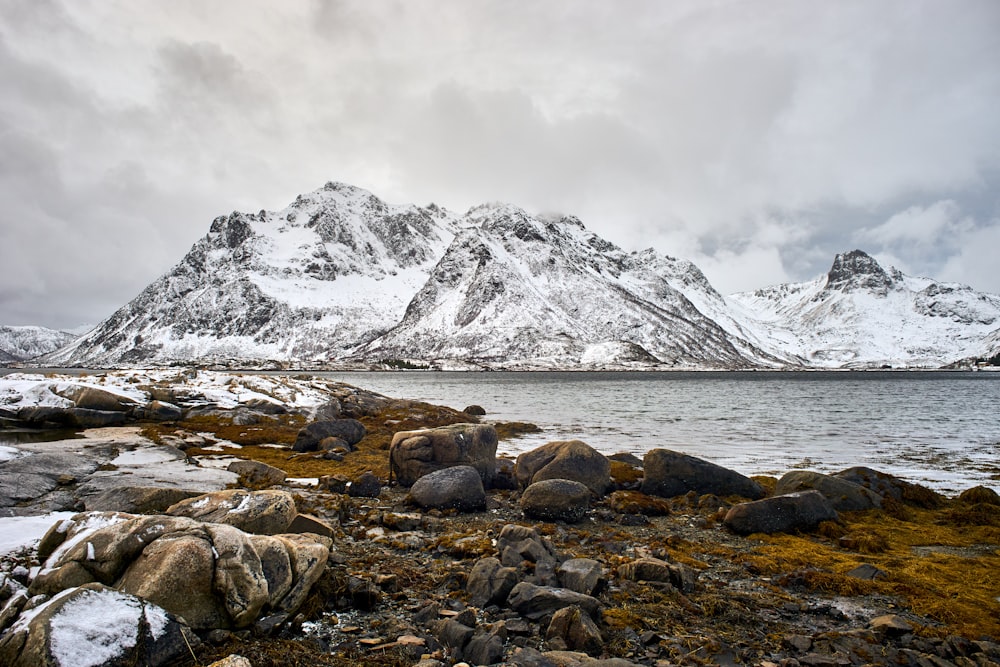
[607,490,672,516]
[409,465,486,512]
[293,419,366,452]
[835,466,945,509]
[165,489,297,535]
[84,486,203,514]
[515,441,611,495]
[467,557,518,608]
[390,423,498,487]
[618,557,696,594]
[775,470,882,511]
[724,490,839,535]
[227,460,287,488]
[139,400,184,421]
[285,513,335,538]
[640,449,764,500]
[957,485,1000,506]
[521,479,591,523]
[546,605,604,655]
[465,623,507,665]
[557,559,606,597]
[0,583,196,667]
[507,582,601,620]
[347,471,382,498]
[28,511,330,630]
[463,404,487,416]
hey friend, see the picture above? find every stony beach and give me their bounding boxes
[0,371,998,667]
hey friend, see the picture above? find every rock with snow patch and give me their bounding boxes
[724,490,838,535]
[409,465,486,512]
[390,423,498,487]
[521,479,591,523]
[0,582,196,667]
[515,440,611,495]
[27,511,331,630]
[640,449,765,500]
[293,419,366,452]
[165,489,297,535]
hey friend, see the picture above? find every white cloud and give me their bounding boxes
[2,0,1000,327]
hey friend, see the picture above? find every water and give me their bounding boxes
[317,371,1000,494]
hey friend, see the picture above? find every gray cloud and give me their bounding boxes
[1,0,999,329]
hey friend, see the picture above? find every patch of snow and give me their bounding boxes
[49,587,144,667]
[286,477,318,487]
[0,512,76,556]
[0,445,26,463]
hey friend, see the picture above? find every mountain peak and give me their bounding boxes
[825,249,894,293]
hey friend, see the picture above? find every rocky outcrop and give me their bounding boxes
[0,583,196,667]
[640,449,765,500]
[408,465,486,512]
[775,470,882,511]
[724,490,839,535]
[84,486,203,513]
[514,440,611,495]
[389,423,498,487]
[28,511,331,630]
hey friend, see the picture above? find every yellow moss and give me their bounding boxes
[737,507,1000,638]
[609,461,644,487]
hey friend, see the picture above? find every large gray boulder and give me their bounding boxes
[640,449,764,500]
[0,583,195,667]
[165,489,297,535]
[775,470,882,511]
[390,423,498,487]
[227,460,287,488]
[293,419,366,452]
[520,479,591,523]
[408,465,486,512]
[515,440,611,496]
[724,490,838,535]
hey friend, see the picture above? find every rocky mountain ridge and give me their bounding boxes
[0,326,77,362]
[31,182,1000,370]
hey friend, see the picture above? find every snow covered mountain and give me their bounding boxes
[38,183,1000,370]
[729,250,1000,368]
[46,182,460,367]
[0,326,78,362]
[356,204,786,368]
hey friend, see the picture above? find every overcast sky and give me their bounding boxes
[2,1,999,330]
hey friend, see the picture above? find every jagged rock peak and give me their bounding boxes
[825,249,894,293]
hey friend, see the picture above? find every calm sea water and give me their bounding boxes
[318,371,1000,495]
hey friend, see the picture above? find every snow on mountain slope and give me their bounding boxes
[357,205,785,369]
[44,182,460,367]
[729,250,1000,368]
[0,326,78,362]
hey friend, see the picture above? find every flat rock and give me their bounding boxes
[507,582,600,620]
[84,486,203,513]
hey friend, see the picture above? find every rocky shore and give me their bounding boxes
[0,371,998,667]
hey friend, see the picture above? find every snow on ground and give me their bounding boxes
[0,511,75,557]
